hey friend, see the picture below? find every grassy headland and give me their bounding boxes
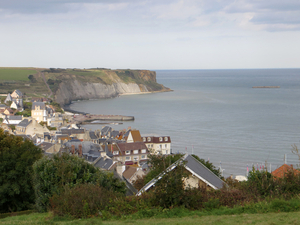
[0,67,167,100]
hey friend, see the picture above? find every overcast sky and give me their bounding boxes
[1,0,300,69]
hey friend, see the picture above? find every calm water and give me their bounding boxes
[70,69,300,177]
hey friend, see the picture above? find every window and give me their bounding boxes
[165,144,167,148]
[113,151,119,155]
[165,137,168,141]
[159,137,163,142]
[147,137,151,141]
[133,150,138,154]
[166,150,168,154]
[133,156,139,161]
[151,144,153,147]
[143,137,146,142]
[160,145,162,149]
[125,156,131,161]
[141,149,146,153]
[125,150,130,155]
[141,155,146,159]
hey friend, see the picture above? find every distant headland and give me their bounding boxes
[252,86,280,88]
[0,67,172,107]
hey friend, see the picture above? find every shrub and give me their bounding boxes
[50,183,119,218]
[32,153,126,212]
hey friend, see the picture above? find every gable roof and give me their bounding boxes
[32,102,46,110]
[123,166,138,180]
[272,164,300,178]
[117,142,148,153]
[136,154,226,196]
[94,157,115,170]
[17,119,32,128]
[129,130,143,142]
[12,89,23,97]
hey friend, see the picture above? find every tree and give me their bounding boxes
[32,153,126,212]
[143,153,183,185]
[0,129,43,213]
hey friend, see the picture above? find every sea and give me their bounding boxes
[69,69,300,177]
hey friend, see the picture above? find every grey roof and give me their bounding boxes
[184,155,225,189]
[61,128,85,135]
[111,130,119,138]
[8,115,22,121]
[89,131,98,139]
[0,104,7,108]
[32,102,45,110]
[64,141,102,153]
[38,142,54,151]
[15,134,32,140]
[136,154,226,196]
[17,119,32,128]
[4,93,12,102]
[14,89,23,96]
[94,157,114,170]
[101,126,112,136]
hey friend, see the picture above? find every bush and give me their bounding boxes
[32,153,126,212]
[0,129,43,213]
[50,183,120,218]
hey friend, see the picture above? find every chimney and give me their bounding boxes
[71,145,75,154]
[79,144,82,157]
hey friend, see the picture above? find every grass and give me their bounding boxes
[1,211,300,225]
[0,68,38,81]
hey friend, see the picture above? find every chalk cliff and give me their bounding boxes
[52,69,170,106]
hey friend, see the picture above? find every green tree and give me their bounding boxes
[0,129,43,213]
[144,153,183,184]
[32,153,126,212]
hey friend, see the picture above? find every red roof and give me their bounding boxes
[272,164,300,178]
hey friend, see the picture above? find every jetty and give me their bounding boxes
[252,86,280,88]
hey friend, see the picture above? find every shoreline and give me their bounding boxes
[63,89,171,123]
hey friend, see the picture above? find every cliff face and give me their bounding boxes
[54,70,170,106]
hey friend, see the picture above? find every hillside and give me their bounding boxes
[0,67,171,106]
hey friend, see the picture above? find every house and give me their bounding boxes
[3,108,14,115]
[271,164,300,179]
[11,90,23,99]
[136,154,227,196]
[2,115,23,125]
[106,142,149,166]
[31,102,47,122]
[4,93,12,104]
[0,104,7,110]
[126,130,143,143]
[94,156,116,171]
[122,166,146,184]
[47,113,63,127]
[15,118,50,136]
[142,136,171,155]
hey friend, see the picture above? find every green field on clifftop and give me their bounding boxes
[0,68,38,81]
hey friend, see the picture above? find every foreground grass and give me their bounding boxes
[1,211,300,225]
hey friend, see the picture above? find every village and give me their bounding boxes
[0,89,229,194]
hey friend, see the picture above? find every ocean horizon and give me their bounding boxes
[70,68,300,177]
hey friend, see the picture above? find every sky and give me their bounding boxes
[1,0,300,70]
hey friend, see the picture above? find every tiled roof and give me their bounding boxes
[130,130,143,142]
[272,164,300,178]
[123,166,137,180]
[17,119,32,127]
[32,102,45,110]
[61,128,85,135]
[8,115,22,121]
[117,142,148,153]
[38,142,54,151]
[94,157,114,170]
[143,136,171,143]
